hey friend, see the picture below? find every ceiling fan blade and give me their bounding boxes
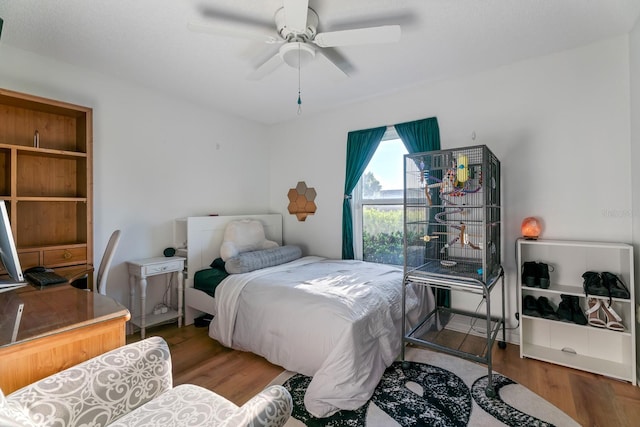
[187,22,281,44]
[199,5,274,30]
[247,53,285,80]
[314,25,401,48]
[316,50,350,79]
[283,0,309,33]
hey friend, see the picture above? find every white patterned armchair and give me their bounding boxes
[0,336,292,427]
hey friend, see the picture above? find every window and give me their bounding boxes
[353,128,407,265]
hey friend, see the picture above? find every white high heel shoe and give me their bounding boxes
[599,302,625,332]
[585,298,606,328]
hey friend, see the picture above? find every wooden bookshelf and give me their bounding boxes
[0,88,93,282]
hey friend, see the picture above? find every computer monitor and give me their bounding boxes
[0,201,24,284]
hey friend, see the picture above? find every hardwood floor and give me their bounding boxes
[129,323,640,427]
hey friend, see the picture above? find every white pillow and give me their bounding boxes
[219,219,278,261]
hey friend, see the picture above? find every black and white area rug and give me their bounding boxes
[273,347,579,427]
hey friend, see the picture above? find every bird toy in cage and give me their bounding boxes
[433,224,482,251]
[418,160,434,206]
[434,195,482,250]
[423,164,482,201]
[422,169,458,205]
[457,154,469,183]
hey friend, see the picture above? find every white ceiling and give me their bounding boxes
[0,0,639,125]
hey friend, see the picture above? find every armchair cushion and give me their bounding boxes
[109,384,238,426]
[220,385,293,427]
[110,384,292,427]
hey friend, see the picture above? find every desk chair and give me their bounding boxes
[69,230,122,295]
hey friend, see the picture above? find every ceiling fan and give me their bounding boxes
[188,0,401,80]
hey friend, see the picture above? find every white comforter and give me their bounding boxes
[209,256,431,418]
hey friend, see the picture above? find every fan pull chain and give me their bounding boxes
[297,45,302,115]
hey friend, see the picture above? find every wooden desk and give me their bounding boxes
[0,285,130,394]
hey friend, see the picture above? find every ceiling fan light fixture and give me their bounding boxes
[280,42,315,68]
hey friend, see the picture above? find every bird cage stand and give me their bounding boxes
[401,144,505,397]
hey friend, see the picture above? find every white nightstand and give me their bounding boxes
[127,256,185,339]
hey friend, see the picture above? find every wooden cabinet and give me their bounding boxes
[516,238,636,385]
[0,88,93,280]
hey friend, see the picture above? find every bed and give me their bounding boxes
[175,214,432,418]
[176,214,283,323]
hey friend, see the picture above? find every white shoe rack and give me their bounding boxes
[516,238,636,385]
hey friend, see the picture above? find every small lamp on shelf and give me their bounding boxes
[521,217,542,240]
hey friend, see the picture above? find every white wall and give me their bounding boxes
[629,15,640,380]
[268,36,632,334]
[0,45,272,308]
[0,33,633,341]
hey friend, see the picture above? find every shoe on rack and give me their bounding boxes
[570,296,588,325]
[523,295,541,317]
[522,262,538,287]
[538,263,550,289]
[601,272,630,300]
[536,296,558,320]
[600,302,625,332]
[557,294,573,322]
[582,271,609,298]
[585,297,606,328]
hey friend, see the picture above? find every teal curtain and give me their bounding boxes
[394,117,440,154]
[394,117,449,307]
[342,126,386,259]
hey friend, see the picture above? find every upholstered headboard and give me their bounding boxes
[174,214,283,289]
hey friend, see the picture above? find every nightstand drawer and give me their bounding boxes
[143,261,183,275]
